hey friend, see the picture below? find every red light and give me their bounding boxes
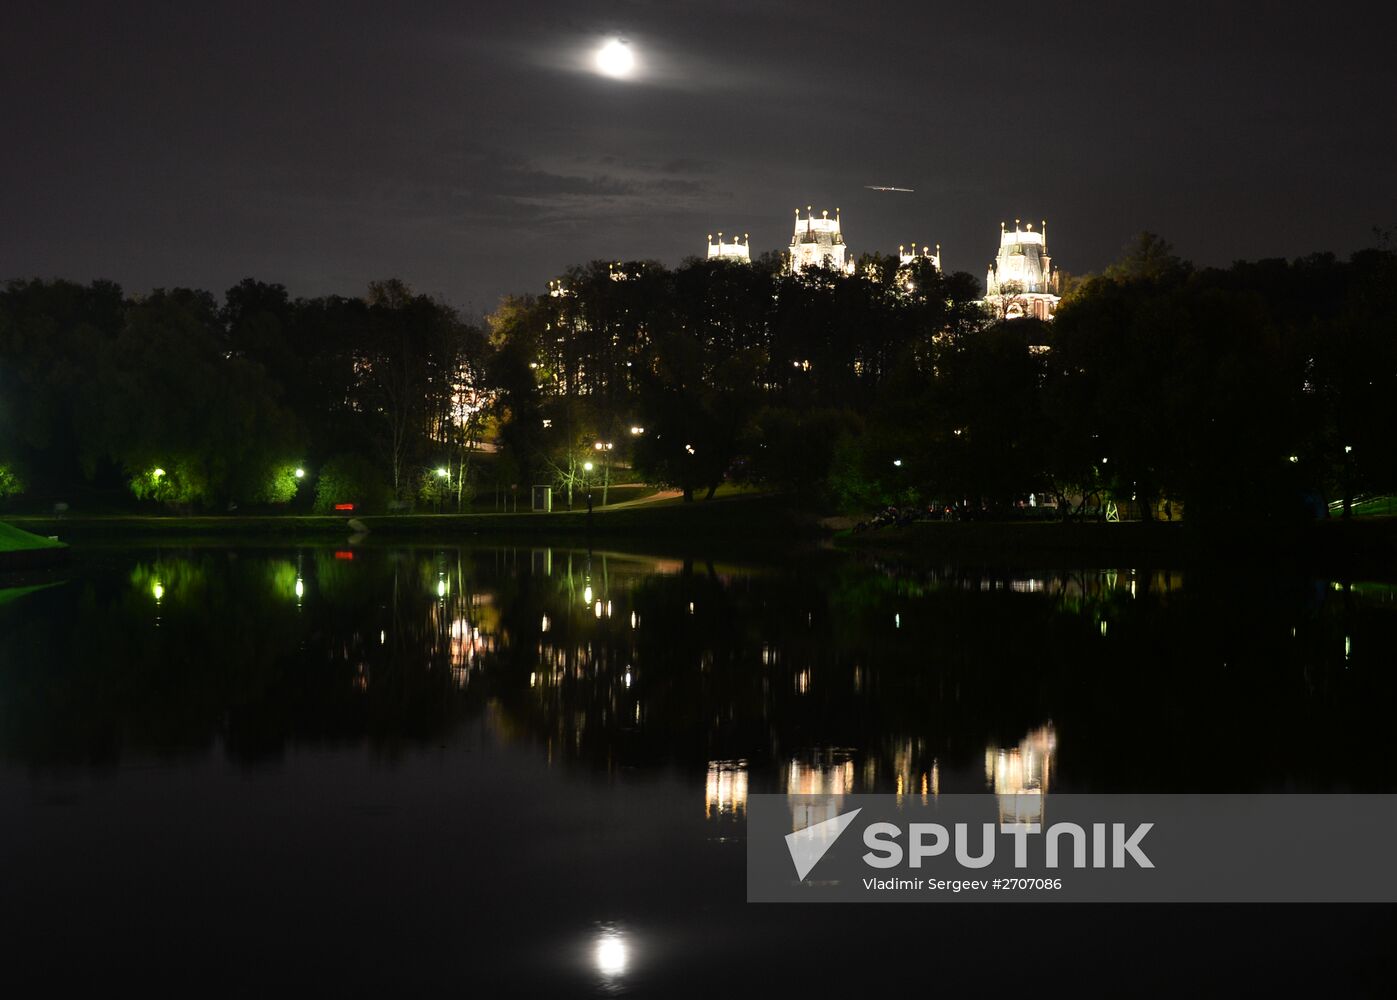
[334,503,355,511]
[334,550,354,560]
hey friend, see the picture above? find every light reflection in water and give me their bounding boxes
[87,548,1389,801]
[986,725,1057,824]
[764,729,1054,830]
[891,739,939,804]
[787,751,856,832]
[593,925,629,984]
[705,760,748,818]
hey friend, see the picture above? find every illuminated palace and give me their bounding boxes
[984,220,1061,320]
[706,231,751,262]
[788,207,855,275]
[702,209,1061,319]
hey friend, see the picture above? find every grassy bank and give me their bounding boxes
[0,521,65,552]
[0,520,69,571]
[12,503,1396,574]
[7,492,817,544]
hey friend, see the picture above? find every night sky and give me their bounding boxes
[6,1,1395,314]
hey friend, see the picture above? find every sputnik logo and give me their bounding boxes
[784,808,862,880]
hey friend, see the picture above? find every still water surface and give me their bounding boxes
[2,543,1395,994]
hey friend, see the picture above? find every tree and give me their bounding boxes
[487,295,548,501]
[93,289,302,508]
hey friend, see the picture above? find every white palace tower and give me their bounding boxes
[899,241,941,270]
[707,231,751,262]
[789,207,854,275]
[985,219,1060,320]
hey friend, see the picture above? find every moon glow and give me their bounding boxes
[595,38,636,78]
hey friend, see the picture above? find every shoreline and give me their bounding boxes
[6,507,1396,575]
[0,520,69,572]
[838,518,1397,575]
[2,494,817,544]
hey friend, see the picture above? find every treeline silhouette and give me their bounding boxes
[1,235,1392,520]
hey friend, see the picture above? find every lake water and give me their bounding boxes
[2,543,1395,994]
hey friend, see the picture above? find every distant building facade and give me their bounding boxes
[707,232,751,262]
[683,212,1064,319]
[898,242,941,270]
[789,207,854,275]
[984,220,1060,320]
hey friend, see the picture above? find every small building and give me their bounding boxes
[706,232,751,262]
[898,242,941,270]
[789,207,854,275]
[985,220,1061,320]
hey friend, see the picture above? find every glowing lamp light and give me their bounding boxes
[583,461,594,472]
[152,467,166,479]
[151,580,164,601]
[595,38,635,79]
[294,467,305,479]
[893,459,903,468]
[436,467,449,478]
[294,578,304,599]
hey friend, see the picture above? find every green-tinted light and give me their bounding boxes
[152,467,166,478]
[294,468,306,479]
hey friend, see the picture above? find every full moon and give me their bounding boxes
[595,38,635,78]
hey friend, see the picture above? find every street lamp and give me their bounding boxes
[152,467,166,479]
[593,442,615,506]
[294,467,306,479]
[893,459,903,468]
[433,467,451,514]
[1342,445,1355,520]
[583,461,594,472]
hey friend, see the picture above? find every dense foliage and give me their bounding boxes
[1,235,1393,518]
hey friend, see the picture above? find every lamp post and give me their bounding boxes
[1342,445,1353,520]
[594,440,614,506]
[582,460,595,515]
